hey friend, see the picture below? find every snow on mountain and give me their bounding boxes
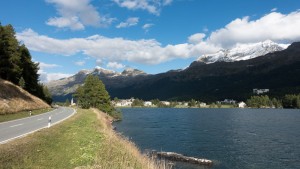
[93,66,120,76]
[197,40,290,64]
[121,68,147,76]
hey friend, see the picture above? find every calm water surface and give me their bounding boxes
[114,108,300,169]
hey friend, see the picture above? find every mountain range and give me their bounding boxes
[47,41,300,103]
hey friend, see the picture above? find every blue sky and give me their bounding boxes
[1,0,300,82]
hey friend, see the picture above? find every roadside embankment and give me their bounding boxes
[0,79,50,114]
[0,108,168,169]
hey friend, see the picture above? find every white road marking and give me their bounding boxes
[0,108,76,144]
[37,118,43,121]
[10,123,24,128]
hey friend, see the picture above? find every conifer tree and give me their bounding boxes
[0,24,22,83]
[19,44,40,95]
[74,75,114,113]
[18,77,25,88]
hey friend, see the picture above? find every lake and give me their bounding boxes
[114,108,300,169]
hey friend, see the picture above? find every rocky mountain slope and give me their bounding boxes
[0,79,50,114]
[197,40,289,64]
[47,67,150,101]
[48,42,300,102]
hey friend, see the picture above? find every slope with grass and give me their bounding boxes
[0,78,50,114]
[0,108,167,169]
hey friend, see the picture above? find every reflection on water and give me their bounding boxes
[114,108,300,169]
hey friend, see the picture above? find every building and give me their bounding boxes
[217,99,236,104]
[71,98,76,106]
[253,89,269,94]
[161,101,171,106]
[199,102,207,107]
[144,101,152,107]
[238,101,246,108]
[113,99,133,107]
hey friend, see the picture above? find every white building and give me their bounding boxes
[199,102,207,107]
[238,101,246,108]
[253,89,269,94]
[71,98,76,106]
[218,99,236,104]
[144,101,152,107]
[114,99,133,107]
[161,101,171,106]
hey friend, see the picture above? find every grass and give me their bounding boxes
[0,108,170,169]
[0,79,50,114]
[0,108,54,123]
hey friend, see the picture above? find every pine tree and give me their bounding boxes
[74,75,114,113]
[18,77,25,88]
[19,45,40,95]
[0,24,22,84]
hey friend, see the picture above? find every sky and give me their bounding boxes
[1,0,300,82]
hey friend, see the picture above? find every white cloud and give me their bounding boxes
[17,10,300,65]
[107,62,125,69]
[46,0,115,30]
[116,17,139,28]
[112,0,172,15]
[142,23,154,32]
[38,62,60,69]
[188,33,206,44]
[17,28,217,64]
[75,60,85,66]
[39,69,72,83]
[207,11,300,48]
[271,8,277,12]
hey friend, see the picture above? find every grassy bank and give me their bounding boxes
[0,108,167,169]
[0,108,53,123]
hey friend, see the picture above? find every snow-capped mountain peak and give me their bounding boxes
[121,68,147,76]
[197,40,290,64]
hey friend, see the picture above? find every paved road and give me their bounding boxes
[0,107,75,144]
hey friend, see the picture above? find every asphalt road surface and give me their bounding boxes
[0,107,75,144]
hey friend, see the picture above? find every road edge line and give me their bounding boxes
[0,108,76,144]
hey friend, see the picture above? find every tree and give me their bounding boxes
[74,75,116,115]
[42,85,52,104]
[0,23,49,104]
[18,77,25,88]
[282,94,300,109]
[188,99,197,107]
[132,99,144,107]
[151,99,160,106]
[65,99,70,106]
[19,45,40,96]
[0,24,22,84]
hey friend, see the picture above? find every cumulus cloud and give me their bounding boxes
[17,28,218,64]
[142,23,154,32]
[188,33,206,44]
[271,8,277,12]
[17,10,300,65]
[39,69,72,83]
[75,60,85,66]
[36,61,71,82]
[112,0,172,15]
[207,11,300,48]
[46,0,115,30]
[116,17,139,28]
[38,62,60,69]
[107,62,125,69]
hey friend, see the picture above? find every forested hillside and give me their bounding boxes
[0,23,51,104]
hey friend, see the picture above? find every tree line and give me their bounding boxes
[0,23,52,104]
[246,94,300,108]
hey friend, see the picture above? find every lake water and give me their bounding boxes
[114,108,300,169]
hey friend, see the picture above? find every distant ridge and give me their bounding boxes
[48,41,300,102]
[0,79,50,114]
